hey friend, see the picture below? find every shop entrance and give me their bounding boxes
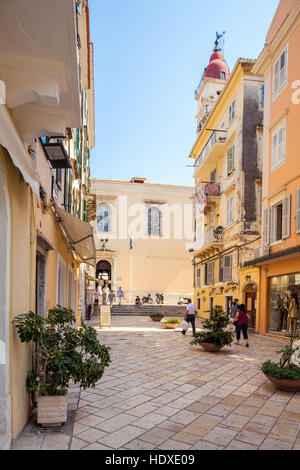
[244,285,257,329]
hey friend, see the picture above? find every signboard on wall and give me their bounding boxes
[100,306,111,328]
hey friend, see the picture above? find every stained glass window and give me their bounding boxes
[148,207,161,235]
[97,205,110,232]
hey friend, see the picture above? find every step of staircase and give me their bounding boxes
[111,304,186,317]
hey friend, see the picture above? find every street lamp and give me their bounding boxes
[40,136,71,169]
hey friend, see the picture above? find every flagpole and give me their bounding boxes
[129,236,133,304]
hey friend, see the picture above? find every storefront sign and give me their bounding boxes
[100,306,111,328]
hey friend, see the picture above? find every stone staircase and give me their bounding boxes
[111,304,186,317]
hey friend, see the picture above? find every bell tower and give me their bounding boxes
[194,33,230,135]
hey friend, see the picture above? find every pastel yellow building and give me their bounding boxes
[189,40,264,329]
[246,0,300,335]
[90,178,194,305]
[0,0,95,448]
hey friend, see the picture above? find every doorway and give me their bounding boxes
[36,250,47,317]
[96,260,112,287]
[0,156,11,449]
[225,296,233,316]
[244,285,257,329]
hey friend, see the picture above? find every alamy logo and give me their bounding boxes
[0,80,6,104]
[292,80,300,105]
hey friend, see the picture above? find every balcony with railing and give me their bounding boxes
[194,130,227,177]
[194,227,224,258]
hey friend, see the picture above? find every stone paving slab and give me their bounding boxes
[11,316,300,450]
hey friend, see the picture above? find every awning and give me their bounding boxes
[0,105,40,196]
[85,274,99,283]
[55,206,96,266]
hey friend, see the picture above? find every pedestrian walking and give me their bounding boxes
[108,290,115,307]
[227,301,238,333]
[182,299,196,336]
[117,287,124,306]
[234,304,250,348]
[102,285,109,306]
[93,286,100,306]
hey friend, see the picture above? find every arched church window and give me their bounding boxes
[97,205,110,232]
[148,207,161,235]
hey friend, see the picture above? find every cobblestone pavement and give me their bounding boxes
[12,316,300,450]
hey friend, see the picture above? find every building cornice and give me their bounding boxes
[252,5,300,75]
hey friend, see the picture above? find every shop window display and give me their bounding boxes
[269,274,300,334]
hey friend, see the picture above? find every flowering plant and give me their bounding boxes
[291,339,300,367]
[261,335,300,381]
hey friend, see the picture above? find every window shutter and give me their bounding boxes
[219,256,223,283]
[263,208,270,245]
[278,126,285,163]
[205,264,208,285]
[272,133,278,168]
[210,263,214,285]
[270,205,277,244]
[227,196,234,226]
[223,255,232,282]
[296,189,300,234]
[282,195,291,239]
[227,146,235,175]
[260,84,265,107]
[207,263,214,285]
[274,60,279,97]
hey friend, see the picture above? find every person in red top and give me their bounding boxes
[234,304,250,348]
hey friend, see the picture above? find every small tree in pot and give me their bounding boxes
[14,306,111,426]
[191,305,233,352]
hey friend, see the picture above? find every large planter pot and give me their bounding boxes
[264,374,300,393]
[163,324,179,330]
[200,343,225,353]
[37,394,68,427]
[151,317,164,322]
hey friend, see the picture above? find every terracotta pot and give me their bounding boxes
[163,324,179,330]
[37,394,68,427]
[200,343,224,353]
[151,317,164,322]
[264,374,300,393]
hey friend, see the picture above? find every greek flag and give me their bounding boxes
[130,236,133,250]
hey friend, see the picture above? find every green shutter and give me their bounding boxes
[82,197,87,222]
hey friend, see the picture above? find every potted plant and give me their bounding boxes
[261,337,300,392]
[191,305,233,352]
[150,313,164,322]
[161,318,181,330]
[14,306,111,427]
[213,226,223,241]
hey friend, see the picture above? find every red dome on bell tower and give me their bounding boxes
[204,45,229,80]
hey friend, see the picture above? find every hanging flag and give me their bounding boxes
[130,236,133,251]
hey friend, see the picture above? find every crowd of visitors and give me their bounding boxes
[93,281,123,307]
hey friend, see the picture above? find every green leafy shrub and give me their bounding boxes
[191,330,233,348]
[161,318,181,325]
[191,305,233,348]
[261,336,300,380]
[150,314,164,319]
[14,306,111,397]
[261,361,300,380]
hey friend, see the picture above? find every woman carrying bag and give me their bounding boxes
[234,304,251,348]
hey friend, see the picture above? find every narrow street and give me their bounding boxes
[12,316,300,451]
